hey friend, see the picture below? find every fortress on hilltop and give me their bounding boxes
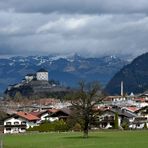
[5,68,69,98]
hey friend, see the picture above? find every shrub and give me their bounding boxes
[72,123,82,131]
[54,119,69,132]
[122,122,129,130]
[27,120,69,132]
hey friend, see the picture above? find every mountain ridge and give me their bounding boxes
[105,52,148,95]
[0,54,129,94]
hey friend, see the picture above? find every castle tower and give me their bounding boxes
[36,68,48,81]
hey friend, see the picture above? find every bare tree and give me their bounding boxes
[70,81,104,138]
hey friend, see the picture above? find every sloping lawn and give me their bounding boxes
[2,131,148,148]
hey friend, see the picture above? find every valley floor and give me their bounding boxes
[2,130,148,148]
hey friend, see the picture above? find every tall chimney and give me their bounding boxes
[121,81,124,96]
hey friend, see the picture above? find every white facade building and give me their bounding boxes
[36,68,48,81]
[3,112,40,134]
[25,74,35,82]
[4,117,26,134]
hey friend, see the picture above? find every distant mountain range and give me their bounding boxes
[0,54,129,94]
[105,52,148,95]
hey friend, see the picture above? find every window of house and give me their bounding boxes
[21,128,26,130]
[6,128,11,131]
[21,121,26,125]
[6,122,11,125]
[14,122,19,125]
[13,128,18,131]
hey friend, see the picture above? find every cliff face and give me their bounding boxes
[105,53,148,95]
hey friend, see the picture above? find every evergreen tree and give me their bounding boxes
[143,122,147,129]
[114,112,119,129]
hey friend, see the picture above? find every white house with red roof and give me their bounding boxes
[30,109,59,123]
[3,112,40,134]
[30,108,70,123]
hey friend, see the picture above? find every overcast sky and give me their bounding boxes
[0,0,148,58]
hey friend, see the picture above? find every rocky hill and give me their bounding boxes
[0,54,128,94]
[105,52,148,95]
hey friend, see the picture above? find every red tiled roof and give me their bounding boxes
[126,107,139,112]
[30,112,43,117]
[16,112,40,121]
[30,109,70,118]
[134,98,145,102]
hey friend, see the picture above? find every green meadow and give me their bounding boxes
[2,131,148,148]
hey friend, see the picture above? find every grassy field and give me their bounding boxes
[2,130,148,148]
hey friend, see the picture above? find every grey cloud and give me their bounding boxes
[1,0,148,14]
[0,11,147,57]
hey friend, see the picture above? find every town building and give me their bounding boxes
[3,112,40,134]
[36,68,48,81]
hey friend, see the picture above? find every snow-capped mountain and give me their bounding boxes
[0,54,129,94]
